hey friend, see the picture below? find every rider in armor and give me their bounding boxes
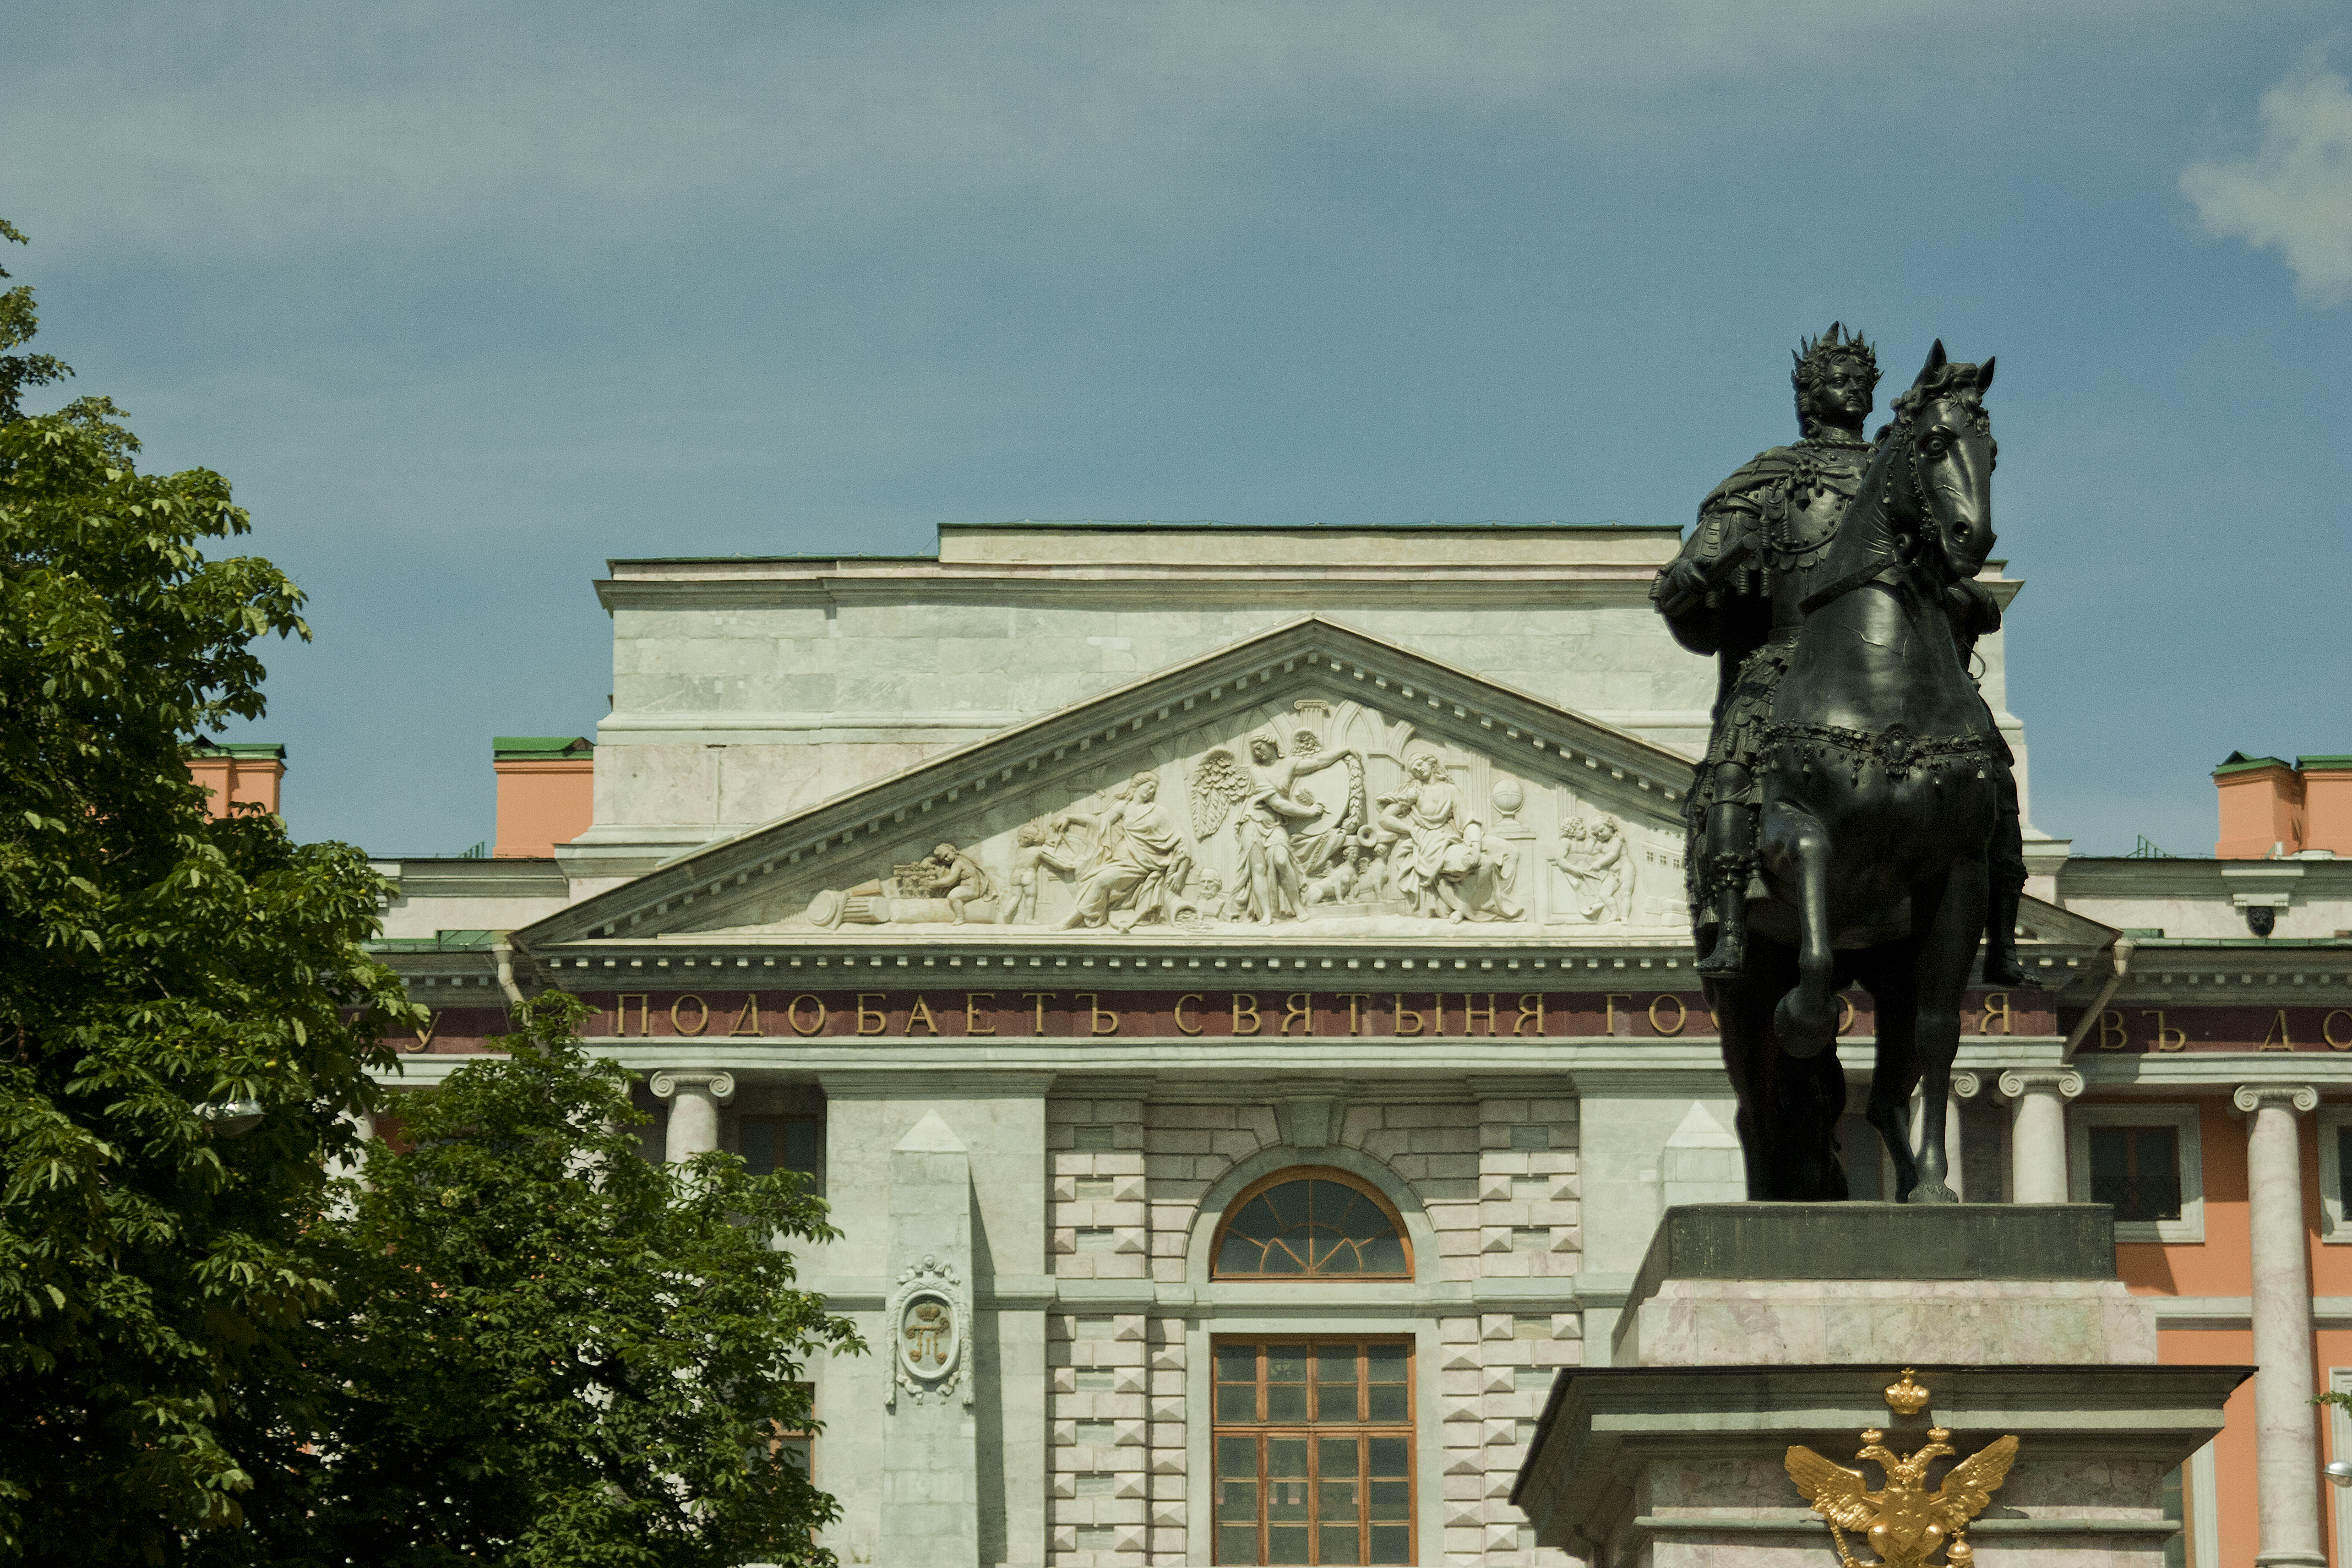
[1651,324,2029,985]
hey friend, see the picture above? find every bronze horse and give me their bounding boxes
[1708,342,2000,1204]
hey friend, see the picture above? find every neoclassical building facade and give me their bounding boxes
[353,522,2352,1567]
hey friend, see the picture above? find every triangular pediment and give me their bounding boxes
[518,616,1701,946]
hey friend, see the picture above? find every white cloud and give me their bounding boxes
[2180,55,2352,307]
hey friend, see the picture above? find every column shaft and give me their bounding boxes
[651,1070,734,1163]
[2245,1091,2324,1567]
[2008,1087,2067,1204]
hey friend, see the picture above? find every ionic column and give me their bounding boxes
[2235,1082,2324,1568]
[651,1070,735,1163]
[1997,1069,2082,1204]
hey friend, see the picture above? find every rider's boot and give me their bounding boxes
[1694,794,1757,981]
[1981,771,2034,987]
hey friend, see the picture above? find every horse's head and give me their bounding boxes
[1886,340,1996,585]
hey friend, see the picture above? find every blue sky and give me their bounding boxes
[6,2,2347,858]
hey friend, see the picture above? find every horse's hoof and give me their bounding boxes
[1771,991,1833,1059]
[1905,1182,1959,1205]
[1696,948,1747,982]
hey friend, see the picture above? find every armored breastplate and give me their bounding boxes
[1759,440,1870,573]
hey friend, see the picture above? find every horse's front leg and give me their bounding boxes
[1760,799,1837,1058]
[1907,864,1987,1205]
[1861,957,1921,1202]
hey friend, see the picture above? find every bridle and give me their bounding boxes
[1797,393,1984,618]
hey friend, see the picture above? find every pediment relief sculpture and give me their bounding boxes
[706,694,1688,938]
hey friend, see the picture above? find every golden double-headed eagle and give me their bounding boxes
[1785,1426,2017,1568]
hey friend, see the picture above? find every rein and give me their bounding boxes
[1795,421,1945,617]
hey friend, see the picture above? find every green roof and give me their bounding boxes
[366,930,495,952]
[2214,751,2291,777]
[493,736,594,760]
[188,740,285,760]
[2297,755,2352,770]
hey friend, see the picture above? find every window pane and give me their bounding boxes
[1217,1436,1261,1523]
[1231,1195,1283,1240]
[1216,1340,1412,1568]
[742,1120,776,1175]
[1268,1438,1310,1518]
[2088,1126,2131,1205]
[1317,1527,1360,1565]
[2093,1126,2182,1222]
[1213,1177,1406,1278]
[781,1119,822,1178]
[1316,1345,1359,1423]
[1220,1235,1269,1274]
[1219,1384,1261,1422]
[2135,1129,2182,1221]
[1365,1344,1409,1422]
[2340,1126,2352,1215]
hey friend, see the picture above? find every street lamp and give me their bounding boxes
[2326,1459,2352,1490]
[197,1097,265,1138]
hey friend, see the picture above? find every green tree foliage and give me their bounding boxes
[0,220,69,424]
[237,994,858,1567]
[0,222,412,1558]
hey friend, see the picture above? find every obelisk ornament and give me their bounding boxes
[1785,1369,2018,1568]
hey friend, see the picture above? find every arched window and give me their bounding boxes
[1212,1168,1411,1280]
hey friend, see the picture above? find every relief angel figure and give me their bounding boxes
[1193,728,1361,924]
[1008,818,1084,925]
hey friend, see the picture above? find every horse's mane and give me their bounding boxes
[1796,361,1987,618]
[1889,361,1991,434]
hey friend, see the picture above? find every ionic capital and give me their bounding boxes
[1951,1071,1983,1100]
[650,1070,737,1104]
[1996,1068,2083,1102]
[2231,1082,2318,1116]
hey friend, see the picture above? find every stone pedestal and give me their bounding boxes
[1516,1205,2249,1568]
[880,1111,981,1568]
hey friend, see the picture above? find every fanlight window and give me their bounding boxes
[1213,1171,1409,1279]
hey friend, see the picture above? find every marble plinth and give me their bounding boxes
[1611,1202,2154,1368]
[1616,1278,2157,1368]
[1512,1365,2248,1568]
[1517,1205,2249,1568]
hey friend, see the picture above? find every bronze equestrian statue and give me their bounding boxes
[1653,331,2013,1202]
